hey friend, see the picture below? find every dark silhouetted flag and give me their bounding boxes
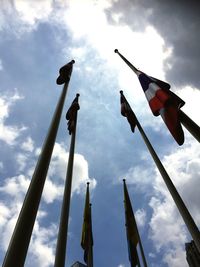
[66,94,80,135]
[81,183,93,265]
[123,180,139,267]
[56,60,75,85]
[115,49,185,145]
[120,91,136,133]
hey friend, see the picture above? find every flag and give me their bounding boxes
[123,180,140,267]
[66,94,80,135]
[137,71,185,145]
[81,183,93,265]
[56,60,75,85]
[120,91,136,133]
[115,49,185,145]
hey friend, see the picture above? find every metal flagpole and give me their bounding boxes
[2,60,75,267]
[179,110,200,142]
[88,203,93,267]
[121,92,200,253]
[54,94,80,267]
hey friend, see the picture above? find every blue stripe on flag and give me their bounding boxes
[138,73,152,92]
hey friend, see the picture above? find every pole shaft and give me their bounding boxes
[87,236,93,267]
[179,110,200,142]
[3,82,69,267]
[136,118,200,253]
[54,113,78,267]
[138,235,148,267]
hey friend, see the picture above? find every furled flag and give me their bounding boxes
[115,49,185,145]
[81,183,93,266]
[120,90,136,133]
[66,94,80,135]
[56,60,75,85]
[123,179,140,267]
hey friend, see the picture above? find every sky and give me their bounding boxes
[0,0,200,267]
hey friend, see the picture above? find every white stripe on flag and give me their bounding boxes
[144,82,160,102]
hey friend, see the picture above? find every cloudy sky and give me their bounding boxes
[0,1,200,267]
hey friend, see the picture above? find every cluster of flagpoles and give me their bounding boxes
[2,48,200,267]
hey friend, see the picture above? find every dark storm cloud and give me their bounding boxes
[107,0,200,88]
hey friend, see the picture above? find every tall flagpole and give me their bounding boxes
[2,60,75,267]
[179,110,200,142]
[123,180,148,267]
[54,94,80,267]
[120,91,200,253]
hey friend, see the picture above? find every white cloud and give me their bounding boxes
[21,136,34,152]
[0,175,30,200]
[135,209,147,228]
[47,142,97,198]
[27,221,56,267]
[0,196,56,267]
[14,0,53,25]
[0,91,26,145]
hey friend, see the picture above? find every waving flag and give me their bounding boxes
[123,180,140,267]
[56,60,75,85]
[66,94,80,135]
[120,91,136,133]
[137,71,185,145]
[81,183,93,266]
[115,49,185,145]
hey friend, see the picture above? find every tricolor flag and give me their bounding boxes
[137,71,185,145]
[120,91,136,133]
[81,183,93,266]
[115,49,185,145]
[66,94,80,135]
[123,180,140,267]
[56,60,75,85]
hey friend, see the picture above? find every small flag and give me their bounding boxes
[81,183,93,265]
[123,180,139,267]
[120,91,136,133]
[56,60,75,85]
[66,94,80,135]
[115,49,185,145]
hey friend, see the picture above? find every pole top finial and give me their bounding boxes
[123,178,126,183]
[76,93,80,97]
[87,182,90,185]
[71,59,75,64]
[114,49,119,53]
[120,90,123,95]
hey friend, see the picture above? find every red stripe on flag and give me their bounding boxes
[148,88,170,116]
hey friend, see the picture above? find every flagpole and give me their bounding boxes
[123,96,200,253]
[179,110,200,142]
[2,61,75,267]
[88,203,93,267]
[54,94,80,267]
